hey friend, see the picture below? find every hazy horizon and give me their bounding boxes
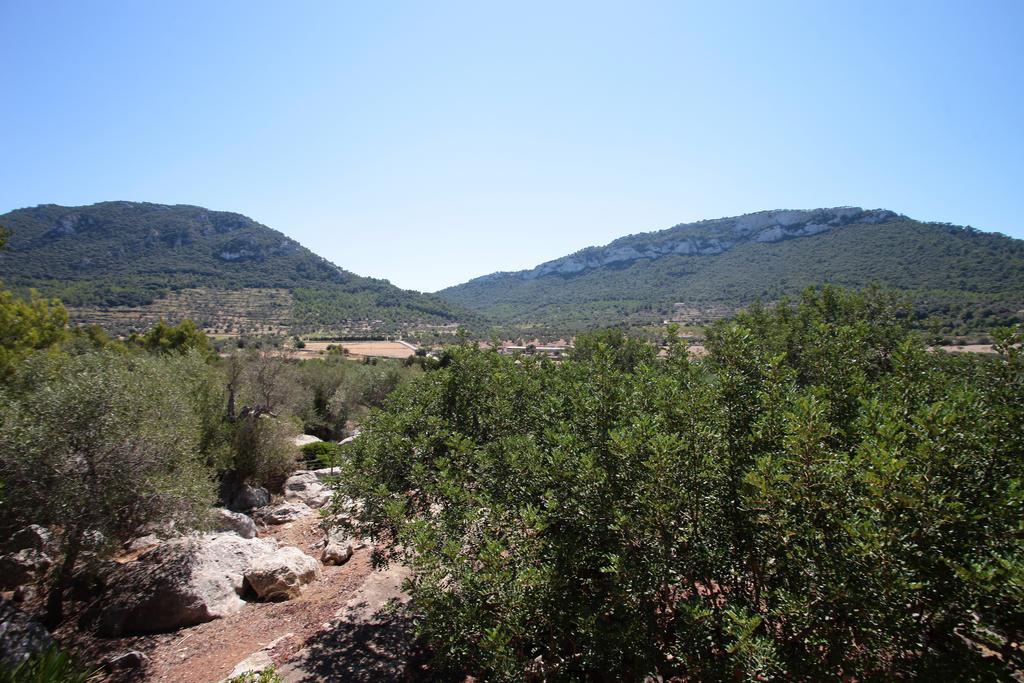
[2,1,1022,291]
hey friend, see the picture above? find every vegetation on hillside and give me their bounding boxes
[333,286,1023,680]
[440,217,1024,336]
[0,202,469,332]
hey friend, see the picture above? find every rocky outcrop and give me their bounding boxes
[283,471,331,509]
[212,508,258,539]
[293,434,322,447]
[0,596,54,667]
[499,207,903,281]
[255,502,316,525]
[226,650,274,680]
[231,484,271,512]
[97,533,278,636]
[244,547,320,601]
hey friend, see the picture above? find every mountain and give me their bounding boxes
[0,201,469,336]
[438,208,1024,335]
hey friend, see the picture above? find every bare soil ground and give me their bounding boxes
[53,514,376,683]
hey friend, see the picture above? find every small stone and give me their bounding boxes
[105,650,149,672]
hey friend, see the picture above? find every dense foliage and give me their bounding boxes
[440,214,1024,336]
[0,201,469,330]
[0,350,223,624]
[290,354,419,440]
[334,287,1023,680]
[0,287,68,380]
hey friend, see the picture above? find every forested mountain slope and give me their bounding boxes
[438,208,1024,333]
[0,202,469,334]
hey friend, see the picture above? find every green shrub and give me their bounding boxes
[0,648,97,683]
[300,441,342,468]
[334,287,1024,681]
[225,666,282,683]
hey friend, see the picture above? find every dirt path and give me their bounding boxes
[277,562,413,682]
[57,515,378,683]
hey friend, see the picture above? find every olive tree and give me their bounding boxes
[0,350,219,626]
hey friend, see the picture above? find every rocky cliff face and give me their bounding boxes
[497,208,901,281]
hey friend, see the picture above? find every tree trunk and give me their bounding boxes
[44,528,81,629]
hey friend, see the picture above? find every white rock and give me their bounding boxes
[212,508,258,539]
[97,533,278,636]
[221,633,293,682]
[245,547,320,600]
[226,650,273,679]
[309,466,341,480]
[293,434,322,447]
[283,472,331,509]
[321,529,353,566]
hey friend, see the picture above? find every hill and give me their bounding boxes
[437,208,1024,336]
[0,202,469,336]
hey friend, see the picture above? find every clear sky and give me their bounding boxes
[1,1,1022,292]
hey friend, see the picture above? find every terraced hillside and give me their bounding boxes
[66,288,295,335]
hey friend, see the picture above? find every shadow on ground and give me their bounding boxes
[280,603,436,682]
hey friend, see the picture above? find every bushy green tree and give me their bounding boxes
[333,287,1023,680]
[131,318,214,361]
[0,350,219,626]
[0,288,68,380]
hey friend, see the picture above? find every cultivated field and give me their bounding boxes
[297,340,418,359]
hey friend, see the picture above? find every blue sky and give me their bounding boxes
[1,1,1022,292]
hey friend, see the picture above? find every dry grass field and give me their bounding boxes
[290,340,418,359]
[334,340,418,359]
